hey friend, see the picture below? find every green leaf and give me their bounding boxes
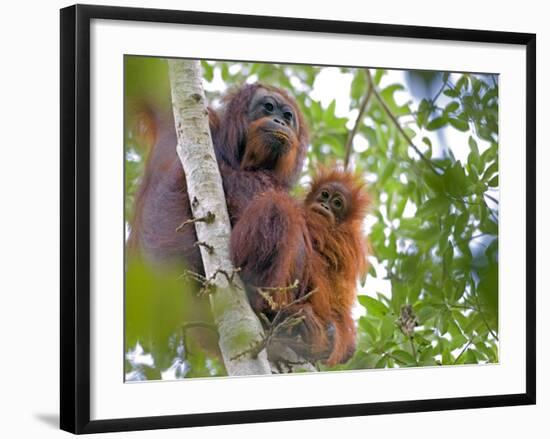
[477,263,498,324]
[480,217,498,235]
[416,99,432,127]
[125,259,192,357]
[221,64,230,81]
[467,136,481,171]
[380,315,395,341]
[373,69,385,85]
[454,212,469,239]
[401,254,421,279]
[449,118,469,132]
[463,314,483,335]
[456,75,469,91]
[377,292,392,308]
[426,116,448,131]
[424,169,446,194]
[468,136,479,155]
[444,161,470,196]
[475,341,496,363]
[375,356,387,368]
[391,350,416,365]
[393,195,408,219]
[443,88,459,98]
[390,281,408,313]
[380,83,404,102]
[416,306,437,324]
[351,70,367,101]
[483,161,499,181]
[324,99,337,124]
[359,317,379,341]
[201,61,214,82]
[442,347,453,364]
[358,295,389,317]
[310,99,322,121]
[419,346,437,364]
[380,84,410,116]
[449,333,468,351]
[465,350,478,364]
[416,197,449,217]
[379,161,397,186]
[445,101,460,113]
[437,310,451,334]
[412,224,439,243]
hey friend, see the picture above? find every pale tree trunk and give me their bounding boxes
[168,59,316,375]
[168,59,271,376]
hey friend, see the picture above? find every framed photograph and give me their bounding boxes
[60,4,536,434]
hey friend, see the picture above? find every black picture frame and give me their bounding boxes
[60,4,536,434]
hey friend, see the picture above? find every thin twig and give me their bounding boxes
[231,286,318,361]
[211,267,242,287]
[179,267,242,296]
[431,76,449,104]
[453,338,474,364]
[471,293,499,342]
[344,71,374,169]
[484,193,500,206]
[175,211,215,232]
[256,280,300,311]
[179,269,207,283]
[195,241,214,254]
[230,309,306,361]
[257,279,300,293]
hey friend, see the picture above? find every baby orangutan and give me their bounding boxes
[231,166,370,366]
[298,167,370,365]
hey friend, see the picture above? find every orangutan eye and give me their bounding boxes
[264,102,274,112]
[333,199,342,209]
[284,111,293,120]
[321,190,330,199]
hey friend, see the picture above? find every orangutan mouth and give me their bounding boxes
[310,203,334,222]
[264,129,289,141]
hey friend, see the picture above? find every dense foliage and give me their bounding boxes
[124,56,499,379]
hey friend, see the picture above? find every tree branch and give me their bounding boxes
[344,70,373,169]
[484,193,500,206]
[453,338,474,364]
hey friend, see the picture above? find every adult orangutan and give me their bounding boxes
[127,83,308,274]
[231,167,370,365]
[126,83,308,357]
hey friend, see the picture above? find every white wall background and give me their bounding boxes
[0,0,545,437]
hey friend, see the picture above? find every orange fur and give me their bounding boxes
[231,166,370,365]
[240,117,300,184]
[303,167,370,365]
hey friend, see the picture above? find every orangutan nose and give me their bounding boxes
[272,117,286,126]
